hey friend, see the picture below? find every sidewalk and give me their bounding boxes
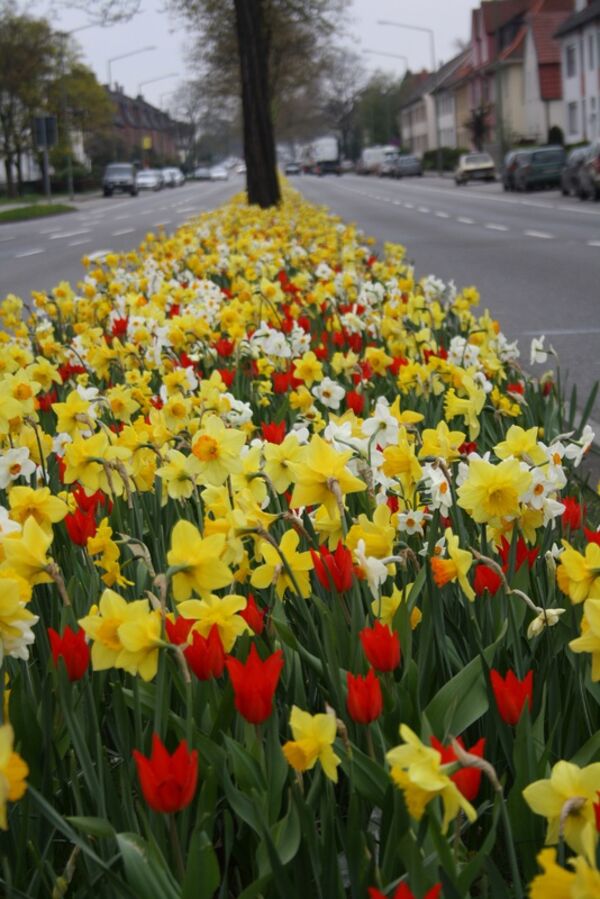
[0,191,100,213]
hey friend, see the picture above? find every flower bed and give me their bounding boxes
[0,192,598,897]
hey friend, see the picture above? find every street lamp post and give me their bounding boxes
[377,19,443,175]
[106,46,157,91]
[57,24,99,201]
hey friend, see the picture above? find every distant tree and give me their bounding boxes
[319,49,366,160]
[170,0,351,207]
[465,104,491,151]
[356,71,410,148]
[0,7,59,195]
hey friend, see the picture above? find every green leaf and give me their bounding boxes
[66,816,116,838]
[570,728,600,767]
[342,745,389,807]
[116,832,181,899]
[424,624,507,737]
[256,796,301,877]
[182,830,220,899]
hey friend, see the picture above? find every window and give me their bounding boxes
[568,101,578,135]
[566,44,577,77]
[589,33,595,70]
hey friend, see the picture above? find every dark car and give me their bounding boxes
[284,161,301,175]
[513,145,566,191]
[394,155,422,178]
[560,145,590,196]
[577,141,600,200]
[102,163,137,197]
[502,150,529,191]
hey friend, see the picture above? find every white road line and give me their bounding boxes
[522,327,600,336]
[457,216,475,224]
[0,235,15,242]
[154,220,172,227]
[520,200,548,208]
[69,238,91,247]
[525,229,553,239]
[404,202,414,208]
[435,211,449,218]
[48,229,91,240]
[15,248,45,258]
[88,249,112,259]
[392,200,402,206]
[112,228,135,236]
[417,206,430,213]
[587,240,600,247]
[485,223,509,231]
[114,214,131,221]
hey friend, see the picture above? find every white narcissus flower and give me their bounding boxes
[564,425,595,467]
[0,448,36,489]
[530,335,555,365]
[421,464,453,517]
[527,608,566,639]
[354,539,389,599]
[312,377,345,411]
[361,399,399,448]
[397,509,426,537]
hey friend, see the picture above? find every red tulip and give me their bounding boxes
[165,618,225,681]
[37,389,58,412]
[359,621,400,672]
[584,527,600,547]
[498,536,538,572]
[261,421,286,444]
[430,735,486,801]
[490,669,533,726]
[73,485,111,516]
[215,337,234,357]
[133,734,198,814]
[345,391,365,415]
[310,542,353,593]
[239,594,266,635]
[272,370,293,394]
[473,564,502,597]
[48,626,90,681]
[346,669,382,724]
[368,883,442,899]
[562,497,585,531]
[64,508,97,546]
[226,644,283,724]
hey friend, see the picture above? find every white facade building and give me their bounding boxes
[556,0,600,142]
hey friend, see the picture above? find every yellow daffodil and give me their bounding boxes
[430,528,475,601]
[387,724,477,832]
[52,390,95,437]
[523,759,600,862]
[494,425,546,466]
[529,848,600,899]
[282,706,341,782]
[251,529,313,600]
[293,351,323,387]
[0,516,53,586]
[418,420,466,462]
[79,588,159,678]
[0,724,28,829]
[557,541,600,604]
[288,435,365,519]
[188,415,246,486]
[263,433,305,493]
[156,449,197,502]
[569,598,600,680]
[177,593,248,651]
[347,504,395,560]
[7,487,68,536]
[167,520,232,601]
[372,583,421,630]
[457,457,532,524]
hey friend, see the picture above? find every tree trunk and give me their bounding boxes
[232,0,280,208]
[4,156,15,198]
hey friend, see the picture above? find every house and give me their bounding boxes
[398,54,469,156]
[523,8,572,141]
[431,51,472,148]
[465,0,573,158]
[107,86,188,162]
[444,57,475,150]
[555,0,600,142]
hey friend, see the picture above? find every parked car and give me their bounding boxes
[513,145,566,191]
[393,155,422,178]
[162,167,185,187]
[193,166,212,181]
[454,152,496,185]
[284,161,301,175]
[502,150,530,191]
[577,141,600,200]
[102,163,137,197]
[235,163,246,175]
[210,166,229,181]
[560,146,590,196]
[136,169,163,191]
[379,154,399,177]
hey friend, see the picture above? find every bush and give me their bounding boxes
[421,146,470,171]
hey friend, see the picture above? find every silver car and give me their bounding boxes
[136,169,163,191]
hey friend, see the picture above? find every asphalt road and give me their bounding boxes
[0,178,239,304]
[294,173,600,427]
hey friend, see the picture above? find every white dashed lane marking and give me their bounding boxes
[112,228,135,236]
[49,229,91,240]
[485,223,509,231]
[15,248,45,258]
[525,230,553,239]
[457,216,475,224]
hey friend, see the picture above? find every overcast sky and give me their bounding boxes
[34,0,477,109]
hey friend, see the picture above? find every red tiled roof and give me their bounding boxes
[481,0,532,33]
[530,11,573,63]
[539,63,563,99]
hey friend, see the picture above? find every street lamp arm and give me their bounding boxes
[377,19,433,36]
